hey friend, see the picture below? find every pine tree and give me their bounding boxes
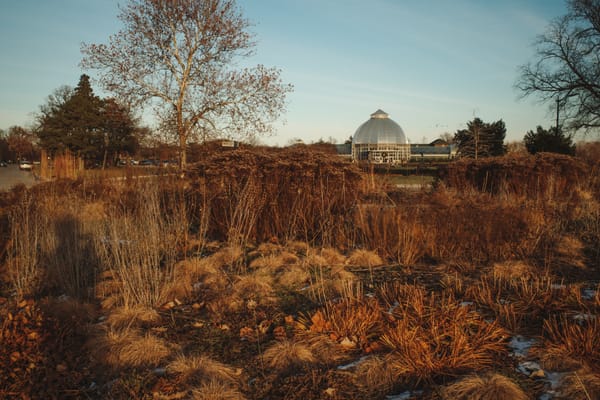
[454,118,507,159]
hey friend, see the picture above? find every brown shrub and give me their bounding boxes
[439,152,587,200]
[187,146,362,246]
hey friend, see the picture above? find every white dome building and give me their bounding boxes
[352,109,410,164]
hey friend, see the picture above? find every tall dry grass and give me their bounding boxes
[6,193,43,298]
[93,183,182,309]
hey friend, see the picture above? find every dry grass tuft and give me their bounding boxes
[560,369,600,400]
[345,249,383,267]
[542,315,600,369]
[118,333,172,367]
[381,287,507,382]
[535,346,583,372]
[167,354,239,385]
[262,340,317,374]
[232,273,276,304]
[211,246,244,268]
[441,373,529,400]
[105,305,161,330]
[491,261,535,281]
[298,297,383,352]
[168,256,231,302]
[354,355,396,396]
[277,265,310,289]
[255,242,283,256]
[285,241,310,256]
[190,380,246,400]
[87,328,171,368]
[319,247,346,266]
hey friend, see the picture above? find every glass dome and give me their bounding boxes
[353,109,407,145]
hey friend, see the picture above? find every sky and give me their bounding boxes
[0,0,570,145]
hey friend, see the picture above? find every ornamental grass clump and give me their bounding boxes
[380,287,507,384]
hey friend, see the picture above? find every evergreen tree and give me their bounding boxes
[37,75,139,167]
[524,126,575,155]
[454,118,507,159]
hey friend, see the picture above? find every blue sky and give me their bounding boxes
[0,0,569,145]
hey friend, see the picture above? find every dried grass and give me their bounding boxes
[276,265,310,289]
[441,373,529,400]
[381,287,507,382]
[542,315,600,369]
[118,333,172,367]
[105,305,161,330]
[353,355,396,396]
[167,354,239,385]
[262,340,317,374]
[190,380,246,400]
[491,261,535,281]
[319,247,346,266]
[560,369,600,400]
[345,249,383,268]
[87,327,171,368]
[297,297,384,352]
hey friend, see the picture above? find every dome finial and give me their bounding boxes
[371,109,389,119]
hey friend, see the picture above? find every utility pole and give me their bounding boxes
[556,97,560,131]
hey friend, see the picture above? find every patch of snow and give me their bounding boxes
[386,390,422,400]
[546,371,565,390]
[460,301,473,307]
[153,367,166,376]
[573,313,595,322]
[337,356,371,370]
[551,283,566,290]
[387,301,400,314]
[509,335,536,358]
[518,360,542,376]
[582,288,596,300]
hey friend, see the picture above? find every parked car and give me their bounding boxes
[19,160,33,170]
[0,161,7,167]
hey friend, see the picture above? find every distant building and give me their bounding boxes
[410,140,457,161]
[352,109,410,164]
[347,109,456,163]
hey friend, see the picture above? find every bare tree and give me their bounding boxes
[81,0,292,170]
[517,0,600,132]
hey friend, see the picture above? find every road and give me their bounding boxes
[0,164,38,191]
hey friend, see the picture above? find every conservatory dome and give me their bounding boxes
[353,109,407,145]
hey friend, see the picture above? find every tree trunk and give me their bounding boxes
[179,132,187,173]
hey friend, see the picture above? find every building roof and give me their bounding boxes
[353,109,407,145]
